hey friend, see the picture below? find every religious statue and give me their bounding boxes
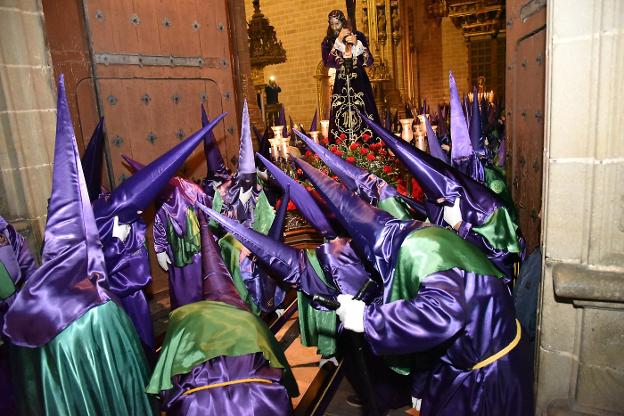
[322,9,380,143]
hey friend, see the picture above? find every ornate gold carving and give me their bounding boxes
[447,0,505,38]
[247,0,286,68]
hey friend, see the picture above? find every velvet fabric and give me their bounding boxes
[160,352,293,416]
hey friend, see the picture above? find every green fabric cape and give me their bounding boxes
[11,301,154,415]
[167,207,201,267]
[0,261,16,299]
[472,206,522,254]
[378,196,413,220]
[296,250,338,356]
[146,300,299,397]
[219,234,260,316]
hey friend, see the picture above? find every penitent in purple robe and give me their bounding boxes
[364,269,533,415]
[295,156,533,416]
[161,352,291,416]
[93,204,155,353]
[148,211,296,415]
[154,179,211,309]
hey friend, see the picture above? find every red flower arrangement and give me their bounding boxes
[301,131,402,187]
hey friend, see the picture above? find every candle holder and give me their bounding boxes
[320,120,330,140]
[399,118,414,143]
[309,131,320,144]
[270,125,284,161]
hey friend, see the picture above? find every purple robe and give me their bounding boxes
[101,221,154,351]
[322,31,380,142]
[364,269,533,415]
[162,352,292,416]
[93,196,155,353]
[154,182,210,309]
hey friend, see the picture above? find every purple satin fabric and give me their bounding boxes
[154,185,209,309]
[161,352,293,416]
[95,213,154,351]
[315,238,379,301]
[458,222,521,280]
[223,182,260,226]
[364,270,533,415]
[452,154,485,183]
[248,262,287,314]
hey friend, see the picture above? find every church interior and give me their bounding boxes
[0,0,622,415]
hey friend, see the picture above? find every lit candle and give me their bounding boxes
[309,131,320,144]
[320,120,330,140]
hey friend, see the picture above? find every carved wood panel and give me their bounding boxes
[81,0,240,186]
[75,0,240,294]
[505,0,546,253]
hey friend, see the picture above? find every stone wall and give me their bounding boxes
[537,0,624,414]
[405,1,470,106]
[0,1,57,253]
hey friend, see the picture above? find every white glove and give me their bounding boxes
[336,294,365,333]
[112,216,131,243]
[412,397,422,411]
[274,308,285,318]
[156,251,172,271]
[443,197,463,229]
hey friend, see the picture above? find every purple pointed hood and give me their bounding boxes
[294,157,418,280]
[236,100,255,175]
[437,105,449,139]
[202,105,230,182]
[469,86,484,154]
[449,71,473,160]
[94,113,226,224]
[310,110,318,132]
[253,124,271,161]
[278,105,287,137]
[197,203,302,285]
[81,117,105,202]
[256,153,336,238]
[361,114,503,228]
[268,185,290,241]
[497,138,506,167]
[3,75,110,347]
[293,129,397,204]
[198,211,249,310]
[423,112,449,164]
[450,73,484,181]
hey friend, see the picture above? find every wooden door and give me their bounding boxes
[80,0,241,187]
[77,0,241,294]
[505,0,546,253]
